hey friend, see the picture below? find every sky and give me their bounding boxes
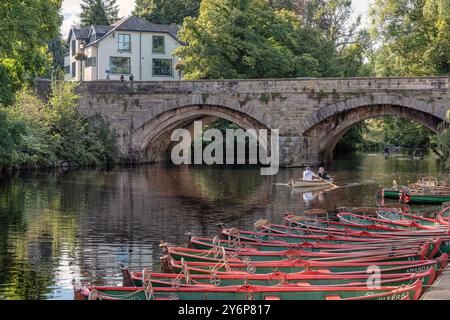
[61,0,371,39]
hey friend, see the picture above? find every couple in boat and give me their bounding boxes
[303,167,332,181]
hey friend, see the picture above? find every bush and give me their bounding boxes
[0,74,118,170]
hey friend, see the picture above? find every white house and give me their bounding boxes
[65,16,182,81]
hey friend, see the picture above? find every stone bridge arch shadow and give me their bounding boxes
[132,104,271,162]
[302,96,447,164]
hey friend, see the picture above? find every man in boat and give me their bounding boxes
[317,167,331,181]
[303,167,314,181]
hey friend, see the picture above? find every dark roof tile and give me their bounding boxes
[72,26,90,40]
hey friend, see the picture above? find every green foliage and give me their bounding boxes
[370,0,450,76]
[437,121,450,167]
[48,36,68,73]
[80,0,119,25]
[174,0,370,80]
[0,74,118,170]
[335,122,371,152]
[134,0,201,24]
[380,116,433,149]
[337,116,435,154]
[0,0,62,106]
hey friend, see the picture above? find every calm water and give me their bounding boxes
[0,152,446,300]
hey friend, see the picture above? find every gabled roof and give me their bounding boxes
[84,15,181,48]
[115,16,180,40]
[68,26,90,42]
[87,25,114,42]
[92,25,114,35]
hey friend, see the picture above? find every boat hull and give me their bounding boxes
[383,190,450,204]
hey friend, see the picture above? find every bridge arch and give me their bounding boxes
[133,104,270,162]
[302,95,447,163]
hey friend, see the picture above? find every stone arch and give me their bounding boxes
[302,95,447,163]
[132,104,270,162]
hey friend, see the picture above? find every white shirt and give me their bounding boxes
[303,170,313,181]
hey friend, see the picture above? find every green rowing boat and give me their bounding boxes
[383,190,450,204]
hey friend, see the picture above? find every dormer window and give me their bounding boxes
[118,34,131,52]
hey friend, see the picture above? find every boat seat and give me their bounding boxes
[264,296,281,300]
[325,295,342,300]
[295,282,312,286]
[304,209,328,215]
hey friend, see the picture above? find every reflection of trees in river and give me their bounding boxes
[0,174,79,299]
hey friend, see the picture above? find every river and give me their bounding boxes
[0,152,446,299]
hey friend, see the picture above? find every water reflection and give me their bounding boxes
[0,153,446,299]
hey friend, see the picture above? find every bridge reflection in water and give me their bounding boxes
[0,153,445,299]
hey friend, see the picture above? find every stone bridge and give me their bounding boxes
[75,77,450,167]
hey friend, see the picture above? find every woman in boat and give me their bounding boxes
[317,167,331,181]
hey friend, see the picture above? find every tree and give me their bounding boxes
[48,36,68,72]
[370,0,450,76]
[0,0,62,106]
[80,0,119,26]
[134,0,201,24]
[174,0,326,79]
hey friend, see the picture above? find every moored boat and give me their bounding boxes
[382,189,450,204]
[159,254,448,277]
[337,212,439,230]
[163,244,430,264]
[74,280,423,300]
[121,267,435,292]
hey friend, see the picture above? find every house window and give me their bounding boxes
[109,57,130,74]
[152,59,172,76]
[85,57,97,68]
[71,62,76,77]
[152,36,165,53]
[118,34,131,52]
[71,40,76,56]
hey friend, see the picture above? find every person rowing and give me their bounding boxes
[303,167,314,181]
[317,167,332,181]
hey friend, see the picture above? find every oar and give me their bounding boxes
[314,174,339,189]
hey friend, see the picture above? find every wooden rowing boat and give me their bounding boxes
[382,189,450,204]
[376,208,446,228]
[164,244,429,264]
[121,267,436,292]
[337,212,440,230]
[159,254,447,277]
[187,235,441,260]
[289,179,334,188]
[74,280,423,300]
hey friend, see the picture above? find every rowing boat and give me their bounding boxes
[188,235,440,260]
[289,179,334,188]
[74,280,423,300]
[159,254,448,276]
[164,244,429,264]
[382,190,450,204]
[122,267,435,292]
[337,212,439,230]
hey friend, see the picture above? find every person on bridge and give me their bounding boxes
[317,167,331,180]
[303,167,314,181]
